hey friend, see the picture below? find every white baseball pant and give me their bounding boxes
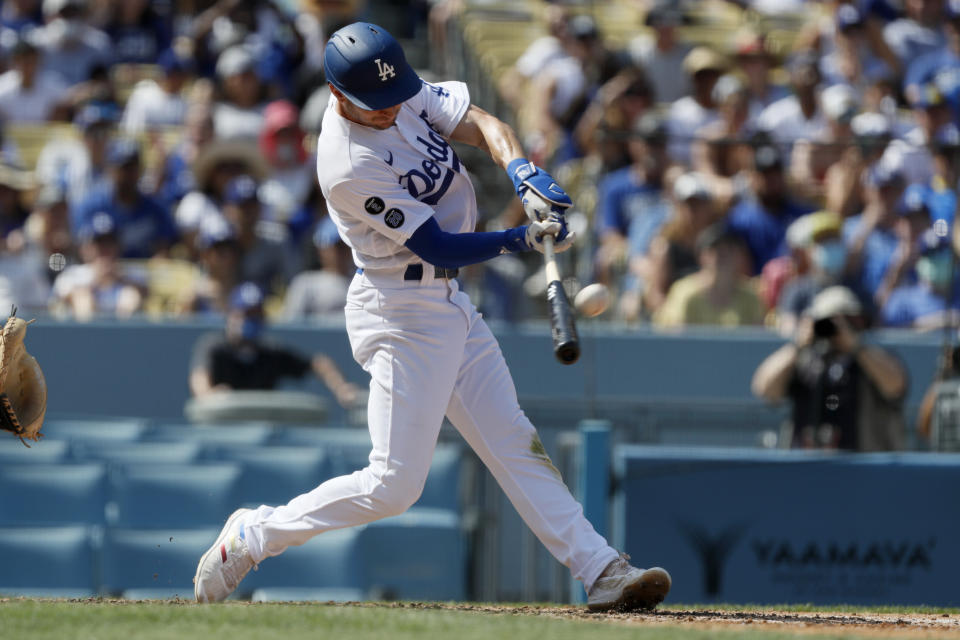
[243,269,618,590]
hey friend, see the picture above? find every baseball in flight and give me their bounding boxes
[574,283,611,317]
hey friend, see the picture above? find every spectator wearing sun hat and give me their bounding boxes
[666,46,726,165]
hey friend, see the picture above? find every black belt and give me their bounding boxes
[403,264,459,280]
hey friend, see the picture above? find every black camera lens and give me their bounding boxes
[814,318,837,338]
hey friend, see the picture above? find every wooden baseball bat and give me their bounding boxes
[543,235,580,365]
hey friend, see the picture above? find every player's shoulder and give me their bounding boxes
[316,130,393,188]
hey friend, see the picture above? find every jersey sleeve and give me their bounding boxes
[326,158,436,244]
[411,81,471,137]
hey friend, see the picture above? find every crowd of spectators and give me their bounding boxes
[488,0,960,333]
[0,0,361,322]
[0,0,959,334]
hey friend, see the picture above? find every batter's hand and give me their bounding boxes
[507,159,572,222]
[525,219,575,254]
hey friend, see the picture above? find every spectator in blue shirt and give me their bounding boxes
[844,165,933,305]
[727,144,813,274]
[71,138,178,259]
[594,112,672,285]
[903,0,960,119]
[883,229,960,327]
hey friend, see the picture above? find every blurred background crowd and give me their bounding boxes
[0,0,957,335]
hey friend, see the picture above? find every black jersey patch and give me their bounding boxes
[364,197,386,215]
[384,208,405,229]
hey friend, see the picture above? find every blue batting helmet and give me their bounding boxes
[323,22,421,111]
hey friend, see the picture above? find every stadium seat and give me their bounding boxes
[0,526,98,597]
[42,418,149,445]
[76,441,202,466]
[100,528,219,598]
[147,423,275,448]
[0,438,68,464]
[269,426,370,448]
[240,527,364,597]
[0,464,108,526]
[208,445,329,506]
[107,464,241,528]
[358,509,466,601]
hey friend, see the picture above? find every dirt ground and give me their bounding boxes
[353,602,960,637]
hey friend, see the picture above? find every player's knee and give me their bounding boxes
[369,473,424,517]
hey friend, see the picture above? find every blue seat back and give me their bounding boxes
[100,528,219,595]
[0,526,97,593]
[212,445,329,506]
[241,527,364,595]
[108,464,241,528]
[358,509,465,600]
[0,464,107,526]
[0,439,68,464]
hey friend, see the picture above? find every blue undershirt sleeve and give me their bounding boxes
[404,216,529,269]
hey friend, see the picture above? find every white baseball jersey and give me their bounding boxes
[316,80,477,270]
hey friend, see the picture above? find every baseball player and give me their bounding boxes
[194,22,671,611]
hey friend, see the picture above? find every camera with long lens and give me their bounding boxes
[813,317,837,339]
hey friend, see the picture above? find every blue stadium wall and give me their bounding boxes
[32,319,945,423]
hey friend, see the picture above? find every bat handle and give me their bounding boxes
[542,234,561,283]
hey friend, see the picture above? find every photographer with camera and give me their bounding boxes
[752,286,907,451]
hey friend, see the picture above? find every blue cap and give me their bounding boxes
[158,48,193,74]
[74,103,117,131]
[78,211,117,242]
[196,215,236,250]
[224,175,259,205]
[323,22,422,111]
[230,282,264,311]
[836,4,865,30]
[898,183,931,217]
[106,138,140,166]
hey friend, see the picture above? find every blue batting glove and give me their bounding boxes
[507,159,573,223]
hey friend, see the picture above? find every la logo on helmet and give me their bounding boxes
[375,58,395,81]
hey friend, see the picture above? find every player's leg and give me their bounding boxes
[244,283,468,560]
[444,303,669,609]
[196,281,468,602]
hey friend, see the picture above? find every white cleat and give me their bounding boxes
[587,553,671,612]
[194,508,257,603]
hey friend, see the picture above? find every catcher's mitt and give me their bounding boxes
[0,308,46,445]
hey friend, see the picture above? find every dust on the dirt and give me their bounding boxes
[347,602,960,637]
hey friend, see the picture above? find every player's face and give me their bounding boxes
[332,86,402,130]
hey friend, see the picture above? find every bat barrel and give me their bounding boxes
[547,280,580,365]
